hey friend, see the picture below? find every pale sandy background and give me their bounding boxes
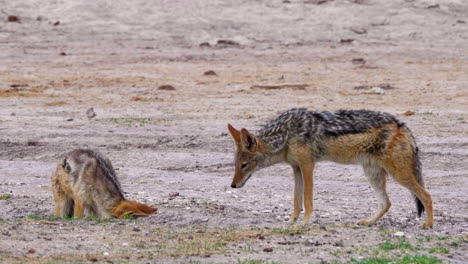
[0,0,467,263]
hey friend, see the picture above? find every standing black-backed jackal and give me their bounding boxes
[228,108,433,228]
[51,149,157,219]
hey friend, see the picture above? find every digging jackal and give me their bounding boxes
[51,149,157,219]
[228,108,433,228]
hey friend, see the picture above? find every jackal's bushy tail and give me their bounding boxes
[412,142,425,217]
[112,200,157,218]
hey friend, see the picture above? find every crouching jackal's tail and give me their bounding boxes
[112,200,157,218]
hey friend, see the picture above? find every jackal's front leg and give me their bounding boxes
[301,163,314,224]
[54,196,74,218]
[288,165,303,223]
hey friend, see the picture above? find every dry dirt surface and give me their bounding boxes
[1,0,468,263]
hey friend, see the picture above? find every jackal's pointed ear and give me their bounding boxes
[227,124,241,143]
[240,128,257,151]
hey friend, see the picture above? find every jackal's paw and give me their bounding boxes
[420,222,433,229]
[287,217,298,224]
[357,219,375,226]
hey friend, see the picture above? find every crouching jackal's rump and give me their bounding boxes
[51,149,157,219]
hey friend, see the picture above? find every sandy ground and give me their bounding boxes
[1,0,468,263]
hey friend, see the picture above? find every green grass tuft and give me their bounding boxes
[27,215,44,220]
[64,215,76,221]
[428,246,449,254]
[98,117,151,127]
[449,241,458,247]
[122,212,136,220]
[351,255,440,264]
[0,193,12,200]
[396,255,441,264]
[380,239,415,251]
[350,257,391,264]
[269,225,318,235]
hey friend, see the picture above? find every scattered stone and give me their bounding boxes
[456,20,466,24]
[305,240,323,246]
[66,118,74,121]
[88,257,98,262]
[199,42,210,47]
[305,0,333,4]
[158,85,176,91]
[53,21,60,26]
[27,140,39,146]
[203,70,217,76]
[169,192,180,199]
[59,52,67,56]
[263,247,273,252]
[350,27,367,34]
[403,111,415,116]
[353,84,396,91]
[378,84,396,90]
[122,242,129,246]
[86,108,96,119]
[10,84,29,88]
[251,84,308,90]
[10,113,16,116]
[215,40,240,48]
[394,231,405,237]
[371,87,385,95]
[103,252,109,256]
[354,85,372,90]
[201,254,211,258]
[27,249,36,254]
[352,58,366,65]
[7,16,20,22]
[426,4,440,9]
[334,241,344,247]
[340,39,354,44]
[263,209,273,213]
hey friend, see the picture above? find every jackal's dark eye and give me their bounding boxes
[241,162,248,169]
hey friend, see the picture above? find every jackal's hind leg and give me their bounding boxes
[381,150,433,228]
[390,172,433,228]
[358,164,391,226]
[288,165,303,223]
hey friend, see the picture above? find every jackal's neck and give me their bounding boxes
[255,138,288,168]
